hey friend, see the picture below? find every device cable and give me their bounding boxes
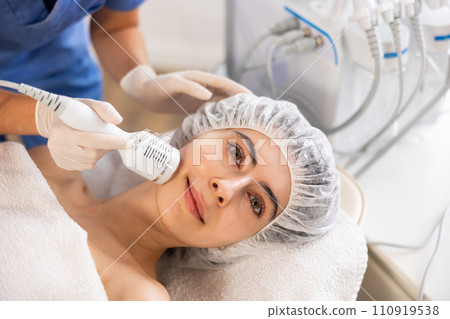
[345,13,426,168]
[390,18,405,117]
[353,52,450,177]
[244,28,312,72]
[324,27,382,135]
[236,17,300,82]
[367,204,450,300]
[0,80,20,91]
[266,32,319,98]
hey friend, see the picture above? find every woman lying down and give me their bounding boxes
[27,93,340,300]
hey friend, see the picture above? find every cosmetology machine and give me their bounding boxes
[226,0,450,177]
[227,1,450,301]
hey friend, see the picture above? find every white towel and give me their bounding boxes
[84,151,368,301]
[0,142,107,300]
[157,212,367,300]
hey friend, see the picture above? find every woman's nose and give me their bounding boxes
[210,176,251,206]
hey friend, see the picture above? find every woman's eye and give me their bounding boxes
[249,194,264,217]
[229,143,243,167]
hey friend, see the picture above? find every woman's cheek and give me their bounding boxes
[217,213,247,239]
[178,146,190,167]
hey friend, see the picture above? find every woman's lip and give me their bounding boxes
[189,183,205,222]
[185,178,204,223]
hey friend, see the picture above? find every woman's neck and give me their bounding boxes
[81,181,174,277]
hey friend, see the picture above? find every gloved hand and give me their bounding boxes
[35,98,131,171]
[120,65,251,113]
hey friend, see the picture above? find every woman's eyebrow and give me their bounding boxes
[260,183,279,220]
[232,130,257,167]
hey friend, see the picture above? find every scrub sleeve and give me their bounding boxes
[0,0,145,149]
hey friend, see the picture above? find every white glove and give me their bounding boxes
[35,98,130,171]
[120,65,251,113]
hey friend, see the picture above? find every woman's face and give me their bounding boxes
[155,128,291,248]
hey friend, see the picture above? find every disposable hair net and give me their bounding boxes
[165,93,340,268]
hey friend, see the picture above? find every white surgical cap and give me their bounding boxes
[168,93,340,268]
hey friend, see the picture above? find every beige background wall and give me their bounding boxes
[103,0,226,134]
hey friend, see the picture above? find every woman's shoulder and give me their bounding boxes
[117,275,171,301]
[88,235,170,301]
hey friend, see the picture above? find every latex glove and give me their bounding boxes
[120,65,251,113]
[35,98,131,171]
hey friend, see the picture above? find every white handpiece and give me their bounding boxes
[57,98,128,137]
[18,83,127,137]
[15,82,180,185]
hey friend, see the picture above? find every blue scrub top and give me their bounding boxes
[0,0,145,99]
[0,0,145,149]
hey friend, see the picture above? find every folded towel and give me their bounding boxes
[0,142,107,300]
[84,151,368,300]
